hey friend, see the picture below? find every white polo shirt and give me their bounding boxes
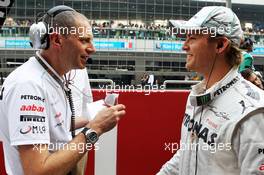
[0,55,72,175]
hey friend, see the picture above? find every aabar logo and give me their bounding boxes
[20,104,45,112]
[20,126,32,134]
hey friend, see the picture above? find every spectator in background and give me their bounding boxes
[241,68,264,90]
[147,73,155,86]
[239,37,255,72]
[141,73,149,86]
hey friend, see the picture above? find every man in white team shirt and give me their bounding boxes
[0,5,126,175]
[157,6,264,175]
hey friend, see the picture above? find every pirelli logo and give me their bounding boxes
[20,115,45,122]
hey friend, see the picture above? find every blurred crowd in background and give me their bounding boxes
[2,17,264,43]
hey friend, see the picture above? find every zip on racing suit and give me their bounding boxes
[157,67,264,175]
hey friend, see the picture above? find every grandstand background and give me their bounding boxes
[0,0,264,88]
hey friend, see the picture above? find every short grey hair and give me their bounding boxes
[43,11,90,36]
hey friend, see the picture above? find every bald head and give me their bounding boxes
[45,11,92,38]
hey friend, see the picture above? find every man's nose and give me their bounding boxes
[86,44,96,54]
[182,41,189,51]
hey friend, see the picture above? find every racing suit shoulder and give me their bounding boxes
[231,110,264,175]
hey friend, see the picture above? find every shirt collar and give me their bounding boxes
[35,51,65,89]
[189,67,241,106]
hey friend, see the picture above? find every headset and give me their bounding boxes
[29,5,75,50]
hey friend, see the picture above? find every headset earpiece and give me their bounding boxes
[29,5,75,50]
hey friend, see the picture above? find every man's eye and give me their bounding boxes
[80,39,90,44]
[81,40,87,44]
[186,34,195,40]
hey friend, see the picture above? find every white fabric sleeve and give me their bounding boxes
[232,112,264,175]
[5,81,50,146]
[156,148,181,175]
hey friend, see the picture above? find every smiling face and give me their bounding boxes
[182,33,218,76]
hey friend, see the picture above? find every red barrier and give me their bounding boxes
[0,142,7,175]
[91,90,189,175]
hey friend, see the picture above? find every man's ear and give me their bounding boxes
[49,33,62,48]
[216,37,229,54]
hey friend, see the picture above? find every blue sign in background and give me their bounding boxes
[154,42,184,52]
[94,41,132,49]
[253,47,264,55]
[5,40,31,48]
[2,39,264,56]
[1,39,133,50]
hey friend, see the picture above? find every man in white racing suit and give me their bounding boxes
[157,6,264,175]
